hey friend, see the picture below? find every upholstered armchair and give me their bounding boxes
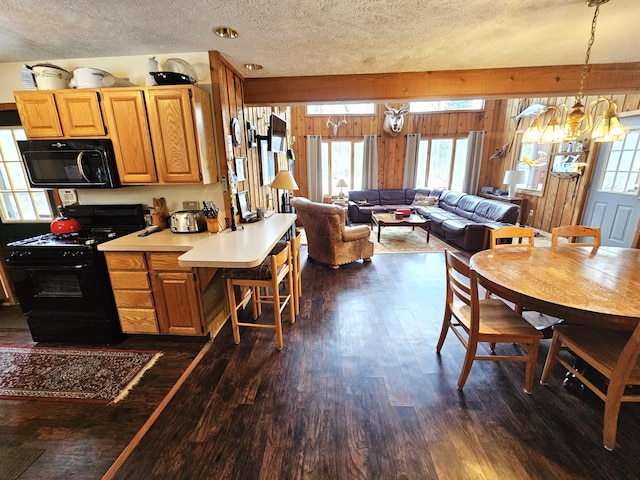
[290,197,374,269]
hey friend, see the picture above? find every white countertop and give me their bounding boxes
[98,213,297,268]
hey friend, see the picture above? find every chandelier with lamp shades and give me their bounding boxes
[522,0,626,145]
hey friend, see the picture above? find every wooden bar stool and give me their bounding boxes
[290,231,302,315]
[226,241,295,350]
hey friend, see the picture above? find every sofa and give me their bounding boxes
[290,197,374,269]
[347,188,520,252]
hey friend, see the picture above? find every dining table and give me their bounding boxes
[469,246,640,330]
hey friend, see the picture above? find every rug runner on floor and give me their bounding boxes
[0,346,162,404]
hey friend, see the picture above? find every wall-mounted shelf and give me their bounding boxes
[549,151,587,178]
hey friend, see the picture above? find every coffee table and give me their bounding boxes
[371,212,431,243]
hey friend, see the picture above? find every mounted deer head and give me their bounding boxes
[326,115,347,135]
[383,103,410,137]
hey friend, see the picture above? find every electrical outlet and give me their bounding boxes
[529,210,534,217]
[182,201,198,210]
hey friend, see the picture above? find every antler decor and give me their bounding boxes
[326,115,347,135]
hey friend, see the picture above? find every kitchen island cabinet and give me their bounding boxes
[148,252,209,336]
[14,89,106,138]
[102,231,228,337]
[105,252,158,334]
[99,214,296,337]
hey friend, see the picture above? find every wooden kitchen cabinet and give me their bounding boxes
[148,252,205,336]
[105,252,159,334]
[14,89,106,138]
[14,85,217,185]
[105,251,224,337]
[144,85,217,184]
[100,88,158,183]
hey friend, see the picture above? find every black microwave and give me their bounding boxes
[18,139,121,188]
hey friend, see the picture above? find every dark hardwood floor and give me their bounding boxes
[2,249,640,479]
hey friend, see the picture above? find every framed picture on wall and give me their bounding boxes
[246,122,257,148]
[235,156,246,182]
[258,136,275,185]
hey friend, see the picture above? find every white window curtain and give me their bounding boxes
[361,134,378,189]
[402,133,421,189]
[306,135,323,202]
[462,130,485,195]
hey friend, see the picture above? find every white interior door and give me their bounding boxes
[581,114,640,247]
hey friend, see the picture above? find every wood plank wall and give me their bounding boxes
[285,103,499,196]
[209,52,287,219]
[210,51,639,234]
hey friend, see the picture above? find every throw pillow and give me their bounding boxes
[412,193,437,206]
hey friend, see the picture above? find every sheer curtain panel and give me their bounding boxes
[403,133,421,189]
[362,135,378,189]
[306,135,323,202]
[462,131,485,195]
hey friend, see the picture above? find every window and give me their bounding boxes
[415,137,468,190]
[307,104,375,115]
[321,140,364,195]
[0,126,54,222]
[600,130,640,194]
[410,100,484,113]
[514,138,551,193]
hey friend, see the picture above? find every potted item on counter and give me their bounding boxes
[202,201,222,233]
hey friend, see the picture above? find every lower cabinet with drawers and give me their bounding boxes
[105,251,228,337]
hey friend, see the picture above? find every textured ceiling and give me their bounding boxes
[1,0,639,78]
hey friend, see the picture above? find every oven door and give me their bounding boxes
[7,261,117,320]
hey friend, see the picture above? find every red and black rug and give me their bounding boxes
[0,346,162,404]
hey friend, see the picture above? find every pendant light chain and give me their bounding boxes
[577,5,600,102]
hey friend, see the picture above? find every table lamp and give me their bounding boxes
[502,170,526,198]
[336,179,349,199]
[270,170,299,213]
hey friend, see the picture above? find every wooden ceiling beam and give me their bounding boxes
[243,62,640,106]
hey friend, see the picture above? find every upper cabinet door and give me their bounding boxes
[14,90,106,138]
[145,87,202,184]
[14,91,63,138]
[101,88,158,184]
[55,90,106,137]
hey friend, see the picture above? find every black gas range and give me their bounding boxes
[4,204,146,344]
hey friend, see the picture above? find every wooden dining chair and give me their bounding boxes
[552,225,601,249]
[490,225,535,250]
[226,241,295,350]
[540,322,640,450]
[437,250,543,393]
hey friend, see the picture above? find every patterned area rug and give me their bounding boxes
[0,346,162,404]
[369,226,456,254]
[298,226,455,254]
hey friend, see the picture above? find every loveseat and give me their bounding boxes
[347,188,520,252]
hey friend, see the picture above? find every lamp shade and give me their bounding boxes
[503,170,526,198]
[592,107,626,143]
[270,170,299,191]
[335,178,348,188]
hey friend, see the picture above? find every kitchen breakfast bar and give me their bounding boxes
[97,213,297,338]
